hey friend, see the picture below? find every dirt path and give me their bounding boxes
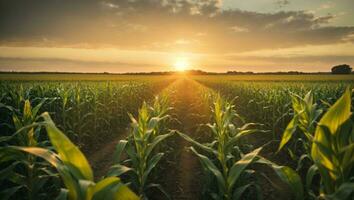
[162,78,212,200]
[87,130,128,179]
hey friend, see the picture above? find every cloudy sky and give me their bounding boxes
[0,0,353,72]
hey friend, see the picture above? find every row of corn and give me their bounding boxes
[0,84,353,199]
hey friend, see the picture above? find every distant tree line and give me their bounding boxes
[331,64,352,74]
[226,71,309,75]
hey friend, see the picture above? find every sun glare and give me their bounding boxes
[174,59,189,71]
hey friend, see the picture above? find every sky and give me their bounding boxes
[0,0,353,73]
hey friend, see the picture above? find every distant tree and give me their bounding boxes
[331,64,352,74]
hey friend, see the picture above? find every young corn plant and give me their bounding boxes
[278,88,354,199]
[0,99,60,200]
[108,98,173,199]
[11,112,139,200]
[311,88,354,199]
[149,95,172,138]
[178,95,302,200]
[277,91,323,170]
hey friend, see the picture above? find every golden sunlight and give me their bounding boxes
[174,58,189,71]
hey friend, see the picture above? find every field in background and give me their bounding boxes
[1,73,354,81]
[0,73,176,81]
[1,73,353,199]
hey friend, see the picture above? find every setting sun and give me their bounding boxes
[174,59,189,71]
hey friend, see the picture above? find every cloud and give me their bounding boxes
[274,0,290,8]
[319,2,334,10]
[0,0,353,55]
[0,57,163,72]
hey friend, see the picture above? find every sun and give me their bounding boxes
[174,59,189,71]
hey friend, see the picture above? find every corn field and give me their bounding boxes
[0,74,353,200]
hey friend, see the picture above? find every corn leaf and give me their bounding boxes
[107,164,133,177]
[227,147,262,189]
[278,116,298,152]
[323,182,354,200]
[41,112,94,181]
[12,146,80,200]
[190,147,226,193]
[257,158,304,200]
[142,153,164,186]
[113,140,128,164]
[177,131,218,156]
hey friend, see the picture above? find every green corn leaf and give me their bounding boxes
[257,158,304,200]
[177,131,218,156]
[142,153,164,186]
[113,183,140,200]
[306,164,318,190]
[278,116,298,152]
[31,98,46,118]
[341,143,354,171]
[323,182,354,200]
[41,112,94,181]
[311,88,351,171]
[148,117,159,130]
[226,129,267,152]
[12,114,22,131]
[190,147,226,193]
[312,140,336,172]
[55,189,69,200]
[78,180,95,199]
[107,164,133,177]
[311,88,352,194]
[11,146,80,200]
[113,140,128,164]
[303,91,313,105]
[0,102,15,112]
[11,146,61,167]
[91,177,136,200]
[145,132,173,158]
[274,166,303,200]
[232,183,253,200]
[227,147,262,189]
[296,154,311,171]
[315,88,351,136]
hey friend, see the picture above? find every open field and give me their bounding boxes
[0,73,176,81]
[1,74,353,200]
[194,74,354,81]
[1,73,353,81]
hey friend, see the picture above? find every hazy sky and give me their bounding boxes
[0,0,353,72]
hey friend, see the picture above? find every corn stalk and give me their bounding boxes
[178,95,302,199]
[108,96,173,199]
[10,112,139,200]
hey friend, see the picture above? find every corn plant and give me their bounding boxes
[0,99,59,200]
[149,95,172,138]
[278,88,354,199]
[178,95,303,200]
[311,88,354,199]
[0,78,175,150]
[277,91,323,170]
[11,112,139,200]
[196,77,352,140]
[108,98,173,199]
